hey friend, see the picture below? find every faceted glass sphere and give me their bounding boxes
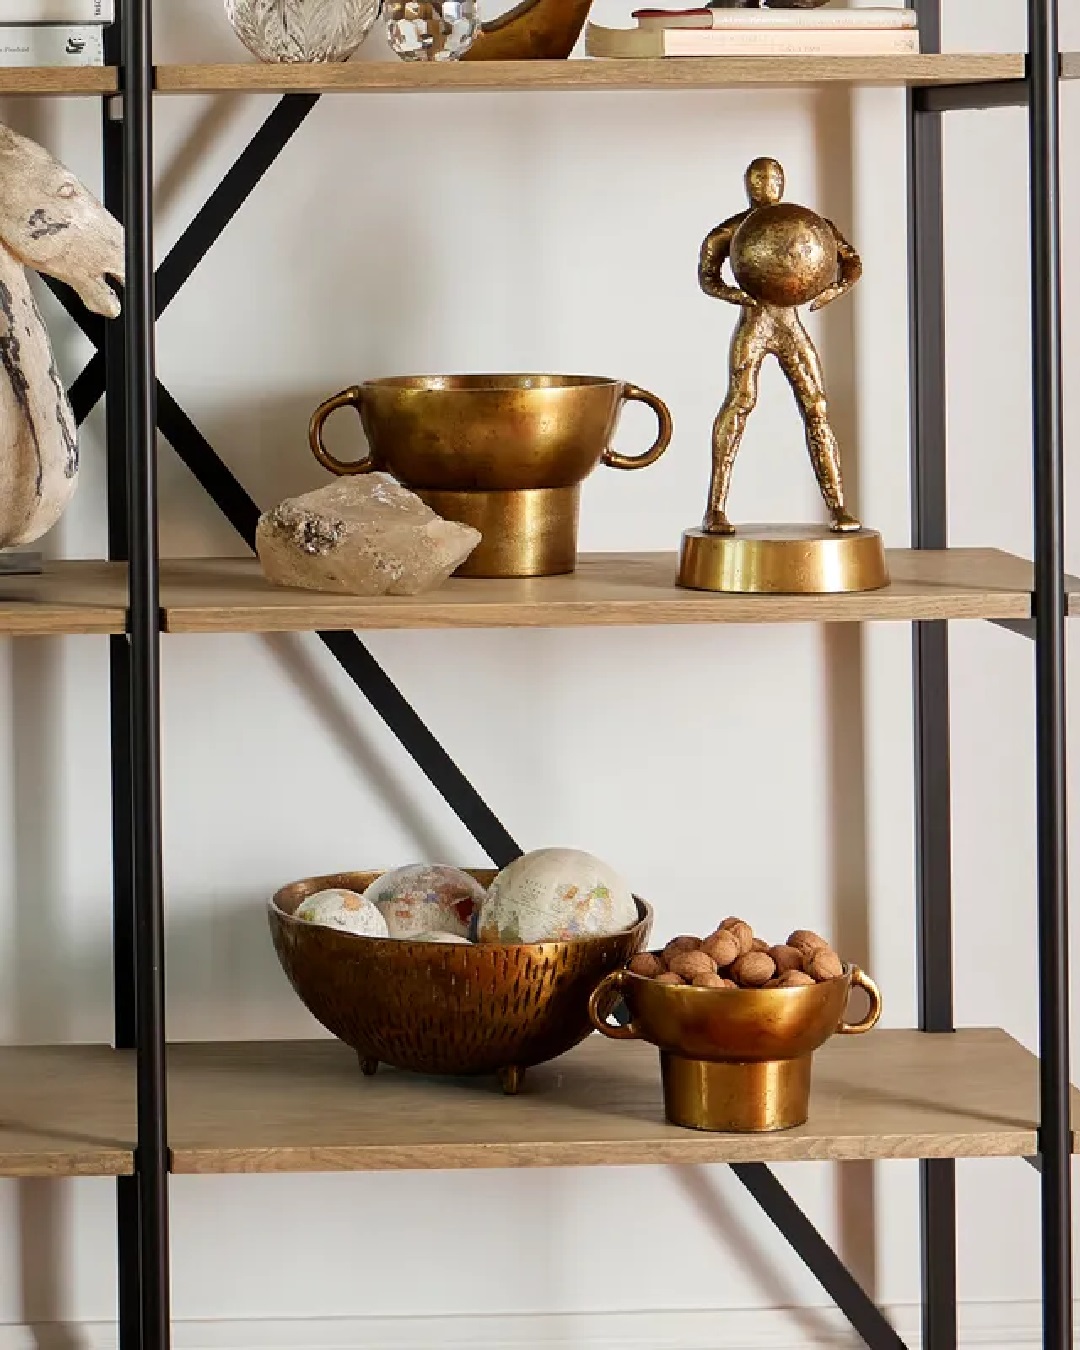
[225,0,381,62]
[385,0,480,61]
[731,204,839,308]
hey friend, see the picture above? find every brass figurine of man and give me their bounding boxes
[698,157,862,536]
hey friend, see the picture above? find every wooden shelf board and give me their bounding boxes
[159,549,1052,634]
[155,53,1036,96]
[0,561,126,637]
[0,68,117,96]
[167,1028,1080,1174]
[0,1045,132,1178]
[0,1029,1072,1177]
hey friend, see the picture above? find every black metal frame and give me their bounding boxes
[83,2,1068,1346]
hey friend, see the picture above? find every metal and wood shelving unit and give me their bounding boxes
[0,1,1073,1346]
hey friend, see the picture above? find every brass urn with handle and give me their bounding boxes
[309,374,673,578]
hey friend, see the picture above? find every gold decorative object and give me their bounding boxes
[589,963,882,1131]
[269,870,652,1094]
[309,375,672,577]
[679,156,888,595]
[461,0,594,60]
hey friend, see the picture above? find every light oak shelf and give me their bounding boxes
[3,51,1077,101]
[0,68,117,96]
[158,549,1074,633]
[0,550,1075,637]
[154,53,1080,96]
[1,1029,1076,1177]
[0,561,126,636]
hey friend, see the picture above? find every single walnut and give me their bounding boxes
[730,951,776,987]
[751,937,771,953]
[663,935,701,961]
[692,971,730,989]
[778,969,816,988]
[787,929,829,956]
[628,952,664,979]
[806,948,844,982]
[656,971,686,985]
[717,978,737,988]
[770,944,804,975]
[763,977,782,988]
[720,918,754,956]
[668,950,719,981]
[701,929,740,968]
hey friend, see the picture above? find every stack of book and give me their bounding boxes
[586,6,919,59]
[1,0,112,68]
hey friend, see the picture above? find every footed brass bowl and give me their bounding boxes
[590,963,881,1131]
[269,870,652,1093]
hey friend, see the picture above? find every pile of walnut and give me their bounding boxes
[627,921,844,989]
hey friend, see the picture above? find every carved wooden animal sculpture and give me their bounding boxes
[0,124,123,548]
[463,0,595,60]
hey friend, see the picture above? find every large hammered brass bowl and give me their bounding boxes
[269,870,652,1093]
[590,963,881,1131]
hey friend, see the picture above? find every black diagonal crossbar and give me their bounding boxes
[733,1164,909,1350]
[64,93,321,425]
[154,384,522,868]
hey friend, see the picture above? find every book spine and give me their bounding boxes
[663,28,919,55]
[0,26,105,64]
[0,0,113,22]
[635,7,917,29]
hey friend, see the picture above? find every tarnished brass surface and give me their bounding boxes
[308,375,671,577]
[270,871,652,1084]
[589,964,881,1131]
[678,523,888,595]
[463,0,594,60]
[418,486,579,577]
[309,374,671,490]
[697,157,863,538]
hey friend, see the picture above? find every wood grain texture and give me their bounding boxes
[160,549,1064,633]
[166,1029,1080,1173]
[0,1044,132,1177]
[0,559,126,635]
[0,68,117,96]
[154,53,1031,96]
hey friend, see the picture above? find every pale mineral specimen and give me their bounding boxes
[256,475,480,596]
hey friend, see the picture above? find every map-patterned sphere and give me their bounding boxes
[731,204,838,308]
[479,848,637,944]
[365,864,487,940]
[295,888,389,937]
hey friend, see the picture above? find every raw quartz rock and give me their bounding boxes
[256,474,481,596]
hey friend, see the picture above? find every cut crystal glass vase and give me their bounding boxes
[225,0,382,62]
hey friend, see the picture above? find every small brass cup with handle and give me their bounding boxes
[589,964,882,1132]
[308,374,673,577]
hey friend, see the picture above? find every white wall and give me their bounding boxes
[0,0,1079,1343]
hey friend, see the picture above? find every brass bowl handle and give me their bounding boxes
[838,967,883,1035]
[603,384,673,472]
[309,386,377,476]
[588,969,640,1041]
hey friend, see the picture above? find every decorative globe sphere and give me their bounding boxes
[479,848,637,944]
[731,204,838,308]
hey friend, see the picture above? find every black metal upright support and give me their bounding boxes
[907,3,957,1348]
[122,0,170,1344]
[1027,4,1072,1347]
[102,10,143,1350]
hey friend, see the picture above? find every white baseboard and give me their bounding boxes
[0,1301,1050,1350]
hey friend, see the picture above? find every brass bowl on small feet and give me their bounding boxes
[269,870,652,1093]
[589,963,881,1131]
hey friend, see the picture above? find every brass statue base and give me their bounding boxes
[419,486,579,578]
[660,1051,813,1133]
[677,523,888,595]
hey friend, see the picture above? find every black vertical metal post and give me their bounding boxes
[122,0,170,1343]
[1027,4,1072,1347]
[103,8,143,1348]
[908,2,957,1347]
